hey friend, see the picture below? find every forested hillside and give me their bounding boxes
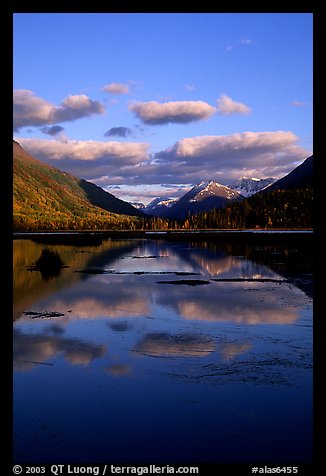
[13,141,142,231]
[182,187,313,229]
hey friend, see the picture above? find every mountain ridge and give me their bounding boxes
[261,155,313,193]
[13,140,143,231]
[165,180,243,219]
[137,157,313,218]
[227,176,277,197]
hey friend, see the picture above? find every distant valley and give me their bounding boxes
[13,139,313,231]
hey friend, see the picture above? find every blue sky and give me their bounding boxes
[13,13,313,204]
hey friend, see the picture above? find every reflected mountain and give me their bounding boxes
[13,328,107,371]
[135,332,215,357]
[13,239,139,319]
[13,237,313,464]
[14,238,312,325]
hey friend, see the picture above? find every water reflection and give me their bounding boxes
[14,239,312,321]
[135,332,215,357]
[106,364,131,376]
[13,237,313,463]
[15,271,308,325]
[218,342,251,361]
[13,239,139,319]
[13,327,107,371]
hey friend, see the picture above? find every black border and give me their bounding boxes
[4,2,321,474]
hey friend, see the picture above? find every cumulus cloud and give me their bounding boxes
[216,94,251,115]
[104,127,132,138]
[41,125,65,136]
[19,137,149,164]
[155,131,310,183]
[16,130,310,198]
[13,90,105,131]
[103,82,130,94]
[129,100,216,125]
[18,138,151,183]
[13,328,107,371]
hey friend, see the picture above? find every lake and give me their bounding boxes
[13,234,313,464]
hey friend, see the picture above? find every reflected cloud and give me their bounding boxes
[163,283,302,324]
[106,364,131,376]
[218,342,251,361]
[15,240,311,327]
[42,278,151,318]
[135,332,215,357]
[19,273,306,325]
[13,328,107,371]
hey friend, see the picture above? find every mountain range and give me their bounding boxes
[140,178,275,219]
[132,177,278,215]
[227,176,276,197]
[140,157,313,219]
[160,180,243,220]
[13,139,313,230]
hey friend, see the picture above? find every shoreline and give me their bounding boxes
[13,229,314,244]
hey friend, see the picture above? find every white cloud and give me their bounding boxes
[216,94,251,116]
[155,131,310,182]
[291,100,308,107]
[16,130,310,202]
[129,100,216,125]
[13,90,105,131]
[226,37,253,52]
[103,82,130,94]
[184,84,195,92]
[17,138,151,183]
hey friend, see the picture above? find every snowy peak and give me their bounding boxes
[167,180,243,219]
[186,180,242,202]
[228,177,277,197]
[142,196,179,217]
[130,202,145,210]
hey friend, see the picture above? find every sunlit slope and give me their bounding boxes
[13,140,142,230]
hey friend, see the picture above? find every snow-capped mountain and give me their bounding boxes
[227,177,276,197]
[142,197,179,217]
[130,202,146,210]
[166,180,243,219]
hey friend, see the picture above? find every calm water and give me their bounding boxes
[13,237,313,464]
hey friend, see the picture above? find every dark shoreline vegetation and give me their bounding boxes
[13,228,313,246]
[13,186,313,232]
